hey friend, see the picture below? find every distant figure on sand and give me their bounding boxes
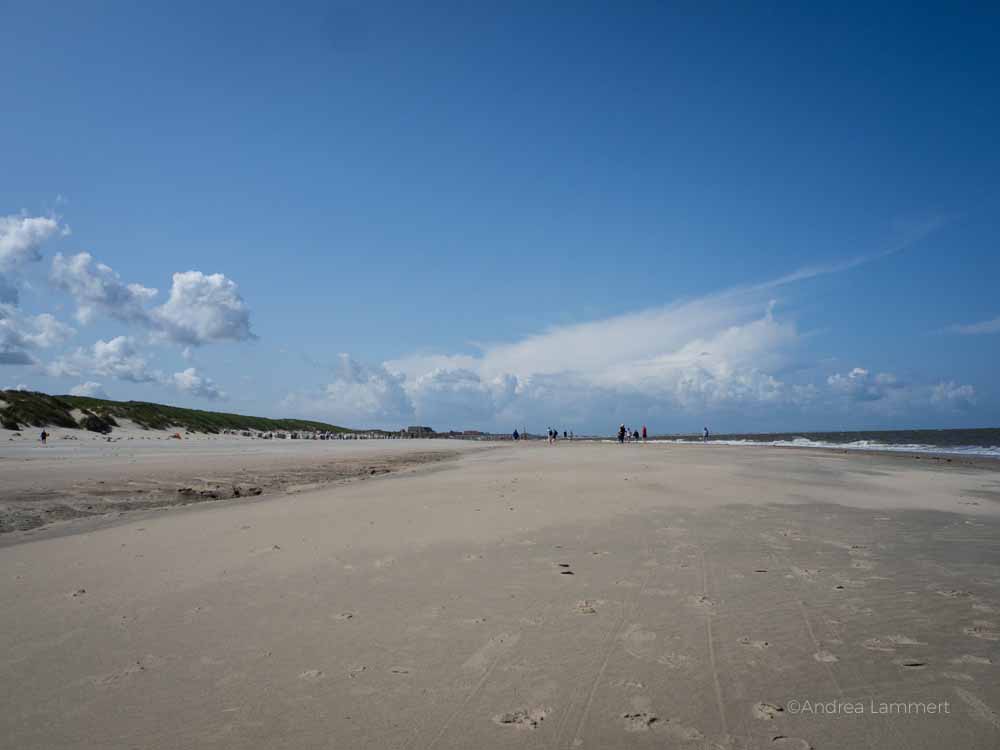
[39,430,48,445]
[512,429,519,441]
[642,425,647,442]
[633,429,640,442]
[703,426,710,442]
[618,424,626,444]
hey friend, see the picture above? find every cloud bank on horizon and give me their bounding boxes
[285,289,978,431]
[0,210,990,431]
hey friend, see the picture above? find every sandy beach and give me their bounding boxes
[2,440,1000,749]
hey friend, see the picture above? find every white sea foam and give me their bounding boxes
[651,437,1000,459]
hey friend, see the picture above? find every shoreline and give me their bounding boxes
[3,438,998,547]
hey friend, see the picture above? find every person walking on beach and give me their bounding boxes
[39,429,48,445]
[512,429,519,441]
[703,426,710,442]
[618,424,626,444]
[641,425,647,442]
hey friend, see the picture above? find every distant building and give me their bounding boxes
[403,425,435,437]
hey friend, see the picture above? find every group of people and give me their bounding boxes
[617,424,647,443]
[509,428,574,442]
[547,428,573,443]
[509,424,712,444]
[615,425,710,443]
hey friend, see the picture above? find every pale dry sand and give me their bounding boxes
[0,432,475,534]
[2,441,1000,749]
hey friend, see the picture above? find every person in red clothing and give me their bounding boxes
[641,425,647,442]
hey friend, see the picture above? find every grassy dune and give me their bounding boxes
[0,389,352,434]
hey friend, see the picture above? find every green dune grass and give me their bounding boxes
[0,389,353,434]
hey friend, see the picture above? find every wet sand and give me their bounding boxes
[2,441,999,749]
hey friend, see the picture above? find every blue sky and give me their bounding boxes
[2,1,998,433]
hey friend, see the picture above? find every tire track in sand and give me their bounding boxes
[553,528,654,749]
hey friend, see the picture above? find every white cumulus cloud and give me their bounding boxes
[931,381,976,408]
[170,367,225,400]
[50,255,253,347]
[151,271,254,346]
[48,336,161,383]
[0,305,75,366]
[0,214,65,304]
[284,354,413,428]
[50,252,157,325]
[826,367,904,402]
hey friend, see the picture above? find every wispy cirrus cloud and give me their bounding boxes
[945,316,1000,335]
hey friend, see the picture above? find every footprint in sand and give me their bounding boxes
[656,651,693,669]
[790,567,819,581]
[862,638,896,652]
[813,650,838,663]
[333,611,355,621]
[951,654,992,665]
[963,622,1000,641]
[347,665,367,678]
[851,560,875,570]
[389,666,411,675]
[863,634,925,651]
[936,588,976,599]
[298,669,324,682]
[738,636,770,649]
[374,556,396,569]
[941,671,974,681]
[493,707,548,729]
[753,702,785,720]
[832,575,866,589]
[574,600,600,614]
[622,697,702,739]
[689,594,716,611]
[886,634,925,645]
[622,712,659,732]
